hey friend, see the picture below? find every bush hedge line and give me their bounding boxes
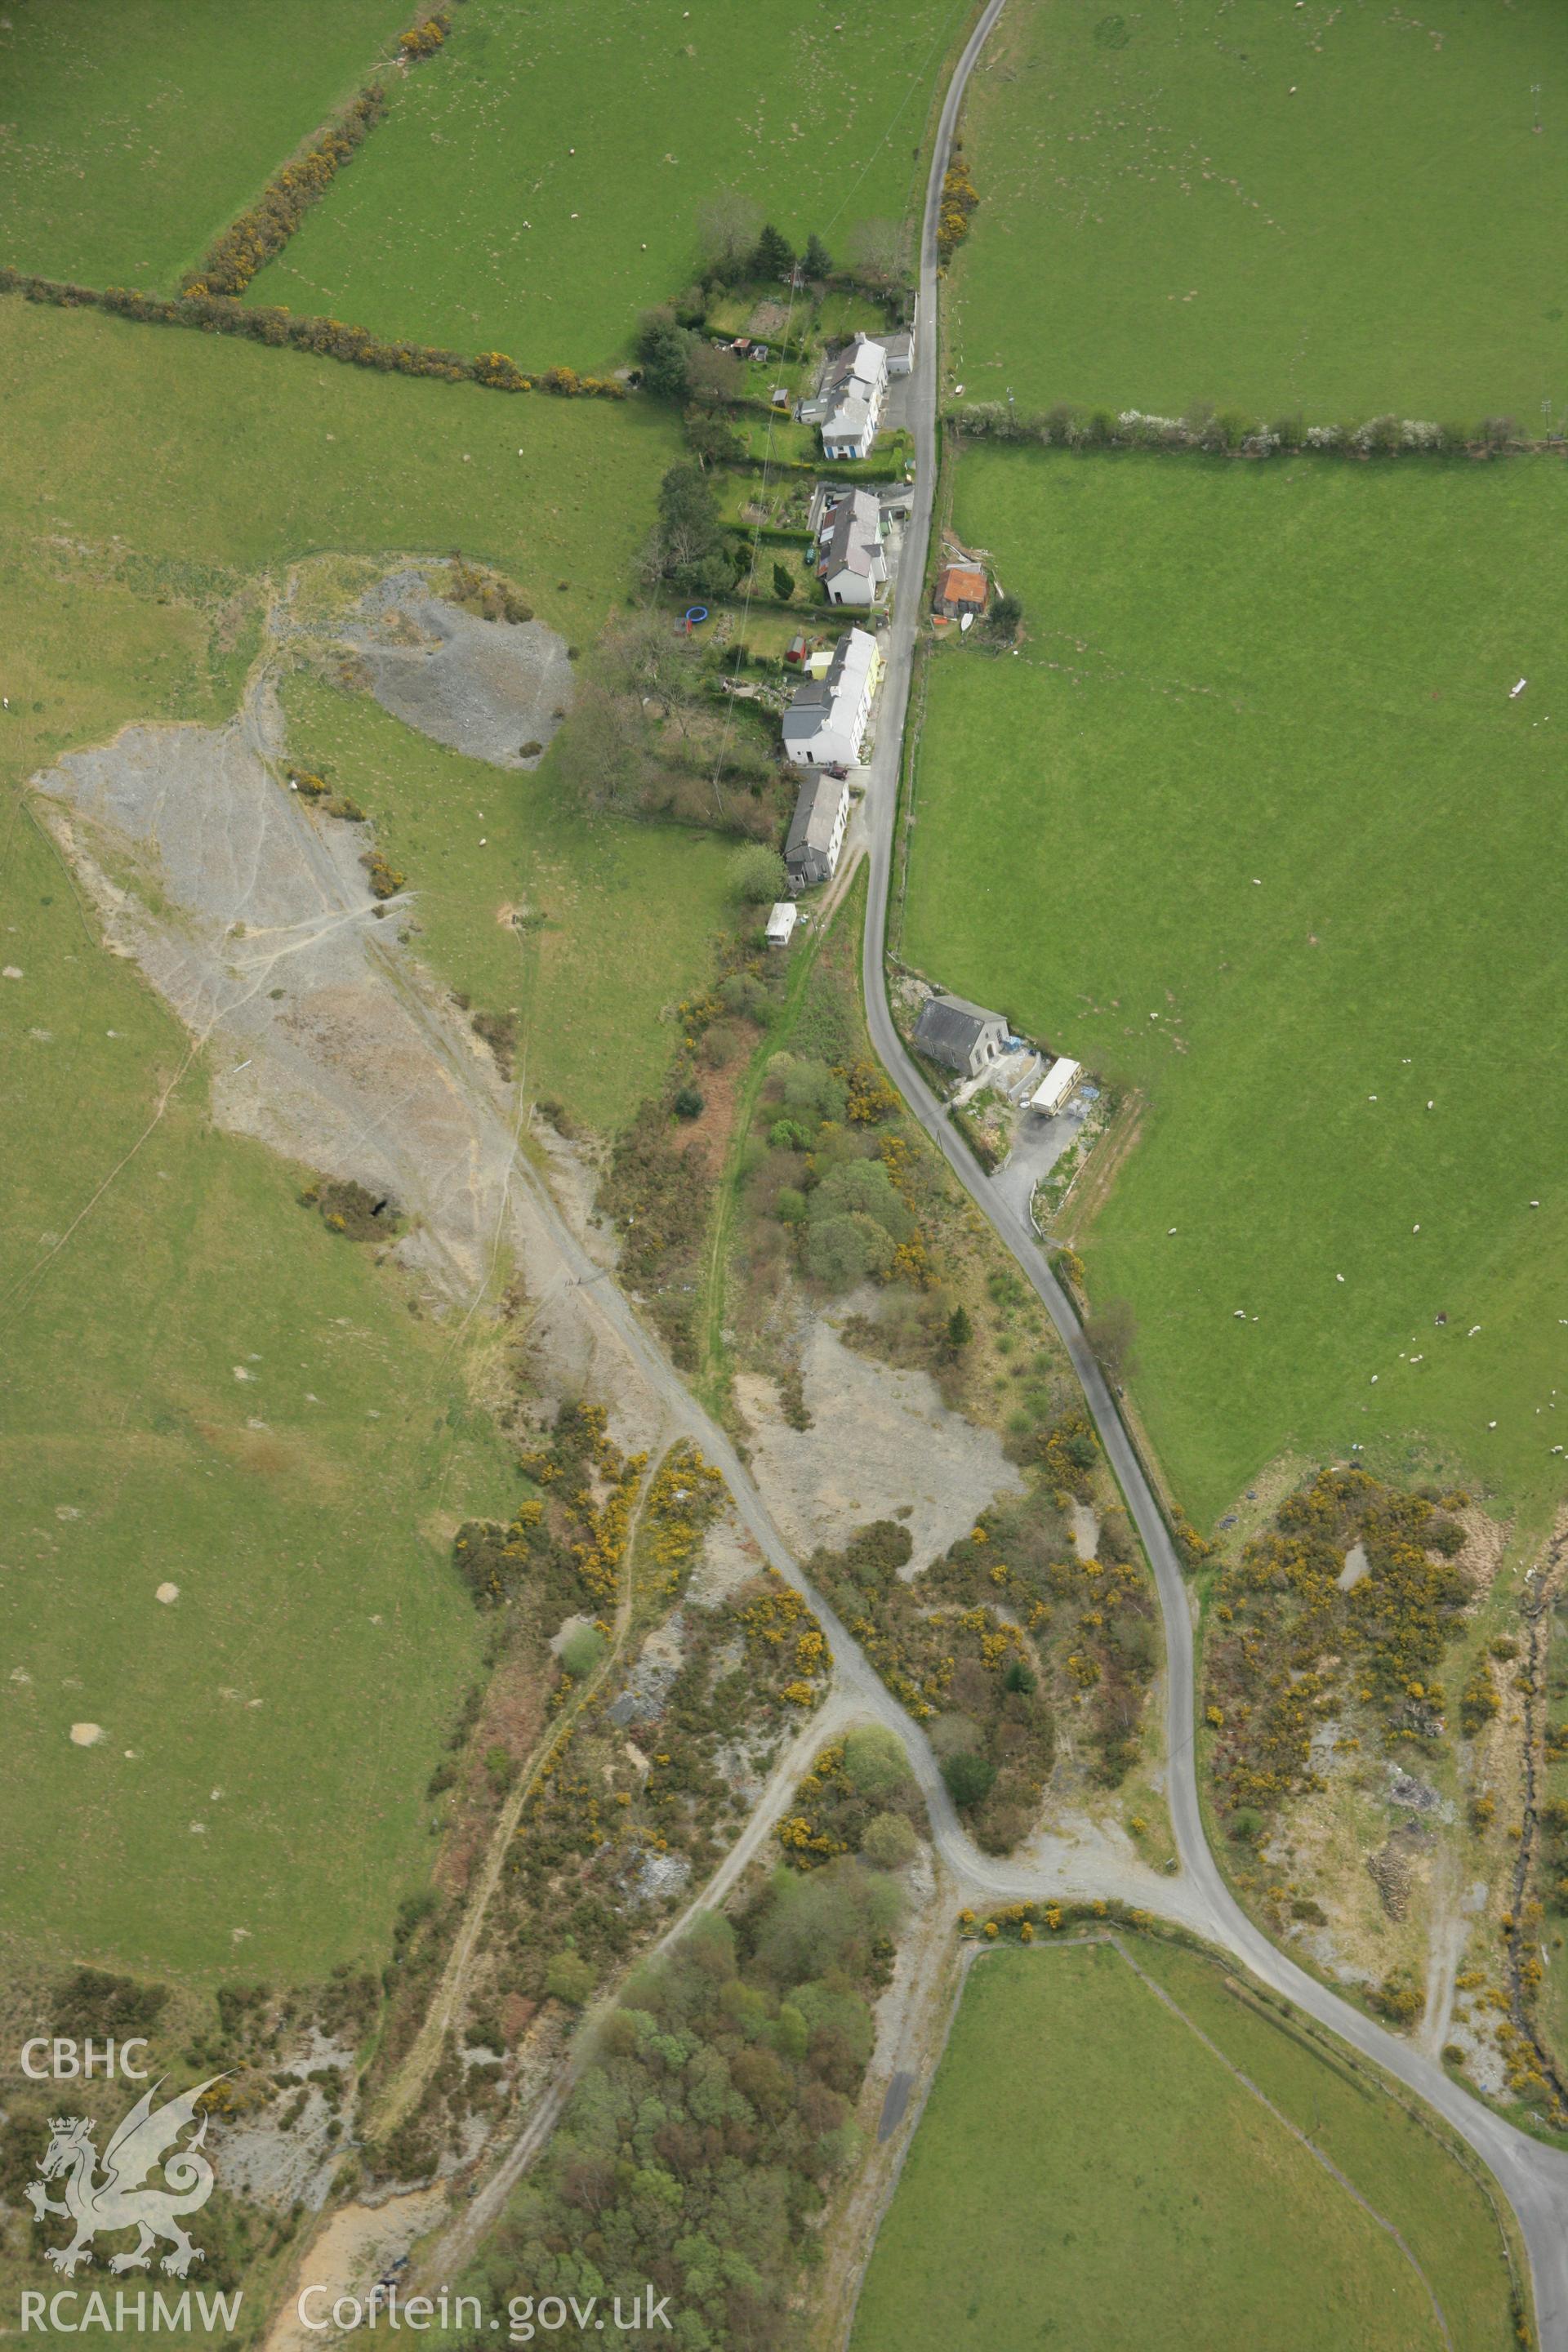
[730,452,911,485]
[182,87,388,298]
[0,270,627,400]
[951,399,1539,460]
[181,9,459,298]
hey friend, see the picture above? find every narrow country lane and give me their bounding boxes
[854,0,1568,2336]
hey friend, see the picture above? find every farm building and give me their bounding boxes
[815,487,888,606]
[784,773,852,891]
[781,626,880,768]
[913,992,1010,1079]
[1030,1057,1082,1115]
[765,901,800,947]
[933,564,987,619]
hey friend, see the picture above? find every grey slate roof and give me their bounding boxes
[785,772,841,863]
[819,488,880,581]
[913,991,1006,1071]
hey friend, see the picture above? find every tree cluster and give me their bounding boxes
[752,1054,935,1295]
[775,1727,925,1871]
[461,1862,903,2352]
[801,1520,1056,1854]
[694,194,833,288]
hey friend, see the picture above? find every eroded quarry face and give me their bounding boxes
[32,685,659,1450]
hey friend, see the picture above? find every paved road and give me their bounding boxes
[853,0,1568,2335]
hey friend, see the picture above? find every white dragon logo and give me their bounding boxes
[25,2076,225,2278]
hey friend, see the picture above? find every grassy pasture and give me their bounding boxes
[0,553,516,1984]
[243,0,975,368]
[0,297,675,648]
[850,1939,1518,2352]
[0,302,724,1976]
[0,0,412,292]
[902,447,1568,1529]
[948,0,1568,421]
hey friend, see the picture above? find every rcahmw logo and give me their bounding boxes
[18,2060,242,2333]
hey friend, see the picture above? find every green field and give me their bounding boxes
[851,1939,1519,2352]
[0,0,412,292]
[0,559,517,1982]
[244,0,973,368]
[948,0,1568,421]
[903,447,1568,1527]
[1,297,674,648]
[0,301,726,1976]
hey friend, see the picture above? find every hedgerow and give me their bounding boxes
[951,399,1530,461]
[182,87,389,298]
[181,10,459,298]
[0,270,626,402]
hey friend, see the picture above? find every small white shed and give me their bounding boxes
[766,902,800,947]
[1031,1056,1081,1115]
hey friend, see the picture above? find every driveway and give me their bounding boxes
[991,1091,1095,1232]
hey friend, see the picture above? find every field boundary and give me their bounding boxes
[948,402,1563,464]
[845,1926,1528,2351]
[181,7,466,299]
[0,271,629,403]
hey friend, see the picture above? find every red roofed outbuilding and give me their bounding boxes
[933,564,987,619]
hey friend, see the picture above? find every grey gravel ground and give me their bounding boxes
[345,568,574,769]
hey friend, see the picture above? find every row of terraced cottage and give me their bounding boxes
[772,312,920,898]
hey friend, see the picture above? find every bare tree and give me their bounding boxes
[697,189,764,280]
[550,681,657,814]
[685,342,744,406]
[1084,1296,1140,1383]
[844,216,911,294]
[599,613,702,737]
